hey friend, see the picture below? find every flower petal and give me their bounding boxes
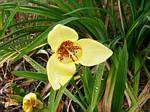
[48,24,78,51]
[23,93,36,112]
[47,54,76,90]
[23,106,33,112]
[77,39,113,66]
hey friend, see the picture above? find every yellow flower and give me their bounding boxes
[22,93,43,112]
[47,24,113,90]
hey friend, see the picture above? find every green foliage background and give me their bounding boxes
[0,0,150,112]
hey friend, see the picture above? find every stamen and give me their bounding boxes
[57,40,82,63]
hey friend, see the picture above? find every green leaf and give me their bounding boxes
[13,71,47,81]
[0,10,3,31]
[79,17,107,42]
[47,89,56,112]
[111,43,128,112]
[11,83,25,96]
[81,67,93,104]
[70,78,87,108]
[133,56,141,96]
[0,6,18,37]
[128,0,137,22]
[0,4,63,20]
[53,87,65,112]
[10,95,23,102]
[53,0,72,12]
[23,55,47,74]
[87,64,105,112]
[64,88,86,111]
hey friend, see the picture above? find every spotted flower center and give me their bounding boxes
[57,40,82,63]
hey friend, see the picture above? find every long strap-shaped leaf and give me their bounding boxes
[87,64,105,112]
[0,6,18,37]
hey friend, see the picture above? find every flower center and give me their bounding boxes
[57,40,82,63]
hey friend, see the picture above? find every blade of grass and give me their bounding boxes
[70,78,88,108]
[136,25,150,48]
[53,86,66,112]
[53,0,72,12]
[64,88,86,111]
[111,43,128,112]
[0,10,3,31]
[27,0,52,10]
[143,65,150,80]
[128,0,137,22]
[12,71,47,81]
[126,82,138,105]
[0,26,47,48]
[9,18,51,28]
[47,89,56,112]
[82,0,96,17]
[0,4,63,20]
[87,64,105,112]
[79,17,107,41]
[0,6,18,37]
[133,56,141,96]
[101,43,128,112]
[101,62,116,112]
[64,7,107,16]
[80,66,93,104]
[128,81,150,112]
[23,55,47,74]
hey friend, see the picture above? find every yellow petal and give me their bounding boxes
[23,93,36,112]
[77,39,113,66]
[47,54,76,90]
[23,106,33,112]
[48,24,78,51]
[24,93,37,105]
